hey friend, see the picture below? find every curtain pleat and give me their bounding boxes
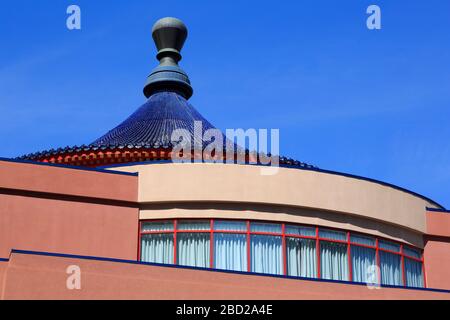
[177,233,210,268]
[351,245,376,283]
[380,251,402,285]
[286,238,317,278]
[214,233,247,271]
[251,235,283,275]
[141,234,174,264]
[405,258,424,288]
[320,241,348,280]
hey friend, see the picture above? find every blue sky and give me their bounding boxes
[0,0,449,207]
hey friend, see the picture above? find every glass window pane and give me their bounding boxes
[250,222,281,233]
[141,221,174,232]
[285,225,316,237]
[379,240,400,252]
[177,233,210,268]
[214,220,247,231]
[286,238,317,278]
[177,220,210,231]
[214,233,247,272]
[251,235,282,275]
[351,245,376,283]
[405,258,424,288]
[403,247,421,259]
[380,251,403,286]
[319,228,347,241]
[141,234,174,264]
[350,234,375,247]
[320,241,348,281]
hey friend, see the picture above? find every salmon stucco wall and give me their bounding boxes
[0,160,139,261]
[424,211,450,290]
[0,159,137,202]
[0,260,7,297]
[1,252,449,300]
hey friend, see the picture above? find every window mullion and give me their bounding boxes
[282,223,287,276]
[137,220,142,261]
[247,220,251,272]
[174,220,178,265]
[375,238,380,285]
[210,219,214,269]
[401,244,406,286]
[347,231,352,281]
[316,226,320,279]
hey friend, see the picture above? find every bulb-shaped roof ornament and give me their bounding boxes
[143,17,193,99]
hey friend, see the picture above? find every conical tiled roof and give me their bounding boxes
[92,91,216,147]
[17,17,317,170]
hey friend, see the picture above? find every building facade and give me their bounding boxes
[0,18,449,299]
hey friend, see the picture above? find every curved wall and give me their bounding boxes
[111,163,432,236]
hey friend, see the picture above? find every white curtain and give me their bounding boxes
[351,245,376,282]
[141,221,173,232]
[141,234,174,264]
[177,233,210,268]
[286,238,316,278]
[250,222,281,233]
[350,234,375,246]
[379,240,400,252]
[251,235,283,275]
[405,258,424,288]
[286,225,316,237]
[177,221,210,230]
[319,229,346,241]
[214,233,247,271]
[380,251,402,285]
[403,247,421,259]
[214,220,247,231]
[320,241,348,280]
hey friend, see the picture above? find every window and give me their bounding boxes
[251,235,283,275]
[320,241,348,281]
[285,225,316,237]
[141,233,174,264]
[404,246,424,288]
[379,240,403,286]
[379,240,401,253]
[177,233,210,268]
[214,221,247,271]
[250,222,281,233]
[319,228,346,241]
[286,237,316,278]
[404,258,424,288]
[139,220,425,288]
[350,234,376,283]
[351,234,375,246]
[140,221,173,264]
[141,221,173,232]
[380,250,403,286]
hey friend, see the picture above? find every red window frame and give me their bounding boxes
[138,218,426,288]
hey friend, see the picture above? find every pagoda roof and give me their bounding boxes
[92,91,216,147]
[17,17,317,170]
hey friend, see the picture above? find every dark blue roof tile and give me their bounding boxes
[91,91,217,148]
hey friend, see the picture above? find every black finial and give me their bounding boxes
[143,17,193,99]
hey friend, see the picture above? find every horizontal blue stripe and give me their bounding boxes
[9,249,450,294]
[426,207,450,214]
[0,157,138,177]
